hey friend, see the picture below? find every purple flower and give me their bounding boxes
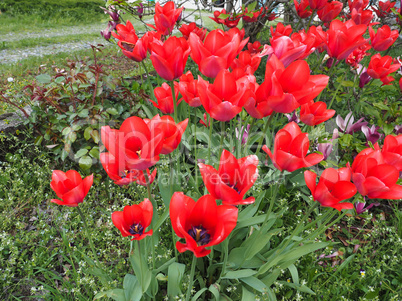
[101,23,113,40]
[395,125,402,135]
[359,71,371,88]
[101,6,120,22]
[336,112,368,134]
[135,3,144,19]
[235,124,251,145]
[355,202,380,215]
[317,129,338,160]
[361,125,382,146]
[285,111,300,123]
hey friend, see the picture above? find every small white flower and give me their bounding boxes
[7,77,14,82]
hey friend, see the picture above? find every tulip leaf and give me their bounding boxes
[129,253,152,294]
[228,247,265,269]
[167,262,185,298]
[261,268,281,287]
[240,276,267,293]
[153,257,176,274]
[277,281,316,295]
[192,288,208,301]
[123,274,142,301]
[242,286,256,301]
[208,284,221,300]
[288,264,299,285]
[222,269,256,279]
[94,289,126,301]
[243,228,281,260]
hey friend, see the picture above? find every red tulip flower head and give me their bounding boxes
[294,0,313,18]
[198,150,259,205]
[150,36,190,81]
[305,166,357,211]
[369,25,399,52]
[170,193,238,257]
[179,22,207,41]
[150,82,181,114]
[189,29,248,78]
[101,116,164,170]
[146,114,188,154]
[351,144,402,199]
[153,1,183,35]
[324,19,368,61]
[197,69,250,122]
[374,1,396,18]
[112,199,153,240]
[317,1,343,23]
[262,122,324,172]
[382,134,402,172]
[367,53,401,85]
[50,170,93,207]
[177,71,201,107]
[100,150,157,186]
[308,0,327,10]
[112,21,148,62]
[300,101,335,126]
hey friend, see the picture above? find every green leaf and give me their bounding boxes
[208,284,220,300]
[91,130,100,144]
[75,148,88,159]
[89,147,100,159]
[242,286,256,301]
[36,74,51,84]
[222,269,257,279]
[79,155,92,170]
[84,126,93,140]
[373,102,389,111]
[107,108,119,115]
[288,264,299,285]
[339,80,355,87]
[78,109,89,118]
[129,254,152,294]
[34,136,43,145]
[123,274,143,301]
[243,228,281,260]
[192,288,208,301]
[261,269,281,287]
[61,149,69,161]
[62,126,72,136]
[247,1,257,11]
[94,289,125,301]
[240,276,267,293]
[167,262,186,298]
[228,247,265,269]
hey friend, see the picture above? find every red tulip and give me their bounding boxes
[112,21,148,62]
[294,0,313,18]
[367,53,401,85]
[112,199,153,240]
[150,36,190,81]
[150,82,181,114]
[256,55,328,114]
[369,25,399,51]
[324,19,368,61]
[197,69,250,121]
[188,29,248,78]
[198,150,259,205]
[351,144,402,199]
[179,22,207,41]
[247,41,264,55]
[230,51,262,75]
[346,43,371,67]
[153,1,183,35]
[210,9,241,28]
[177,71,201,107]
[50,170,93,207]
[317,1,343,22]
[270,23,292,38]
[373,1,396,18]
[242,7,264,23]
[382,134,402,172]
[309,0,327,10]
[307,26,327,50]
[304,166,357,211]
[300,101,335,126]
[269,35,308,67]
[348,0,369,12]
[170,192,238,257]
[101,116,164,170]
[146,114,188,154]
[101,151,157,186]
[262,122,324,172]
[350,8,374,25]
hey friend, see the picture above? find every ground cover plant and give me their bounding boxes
[1,0,402,300]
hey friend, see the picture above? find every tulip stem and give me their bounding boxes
[185,255,197,301]
[76,206,101,267]
[169,154,179,260]
[143,170,156,269]
[141,61,156,102]
[208,116,214,165]
[219,121,225,160]
[255,113,275,156]
[263,171,284,226]
[169,80,178,122]
[244,118,255,157]
[327,77,343,110]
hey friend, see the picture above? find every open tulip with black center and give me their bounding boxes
[170,193,238,257]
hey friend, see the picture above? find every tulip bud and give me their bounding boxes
[359,71,371,88]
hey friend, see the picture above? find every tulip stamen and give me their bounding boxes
[121,41,135,52]
[188,225,210,247]
[129,223,144,235]
[136,150,142,158]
